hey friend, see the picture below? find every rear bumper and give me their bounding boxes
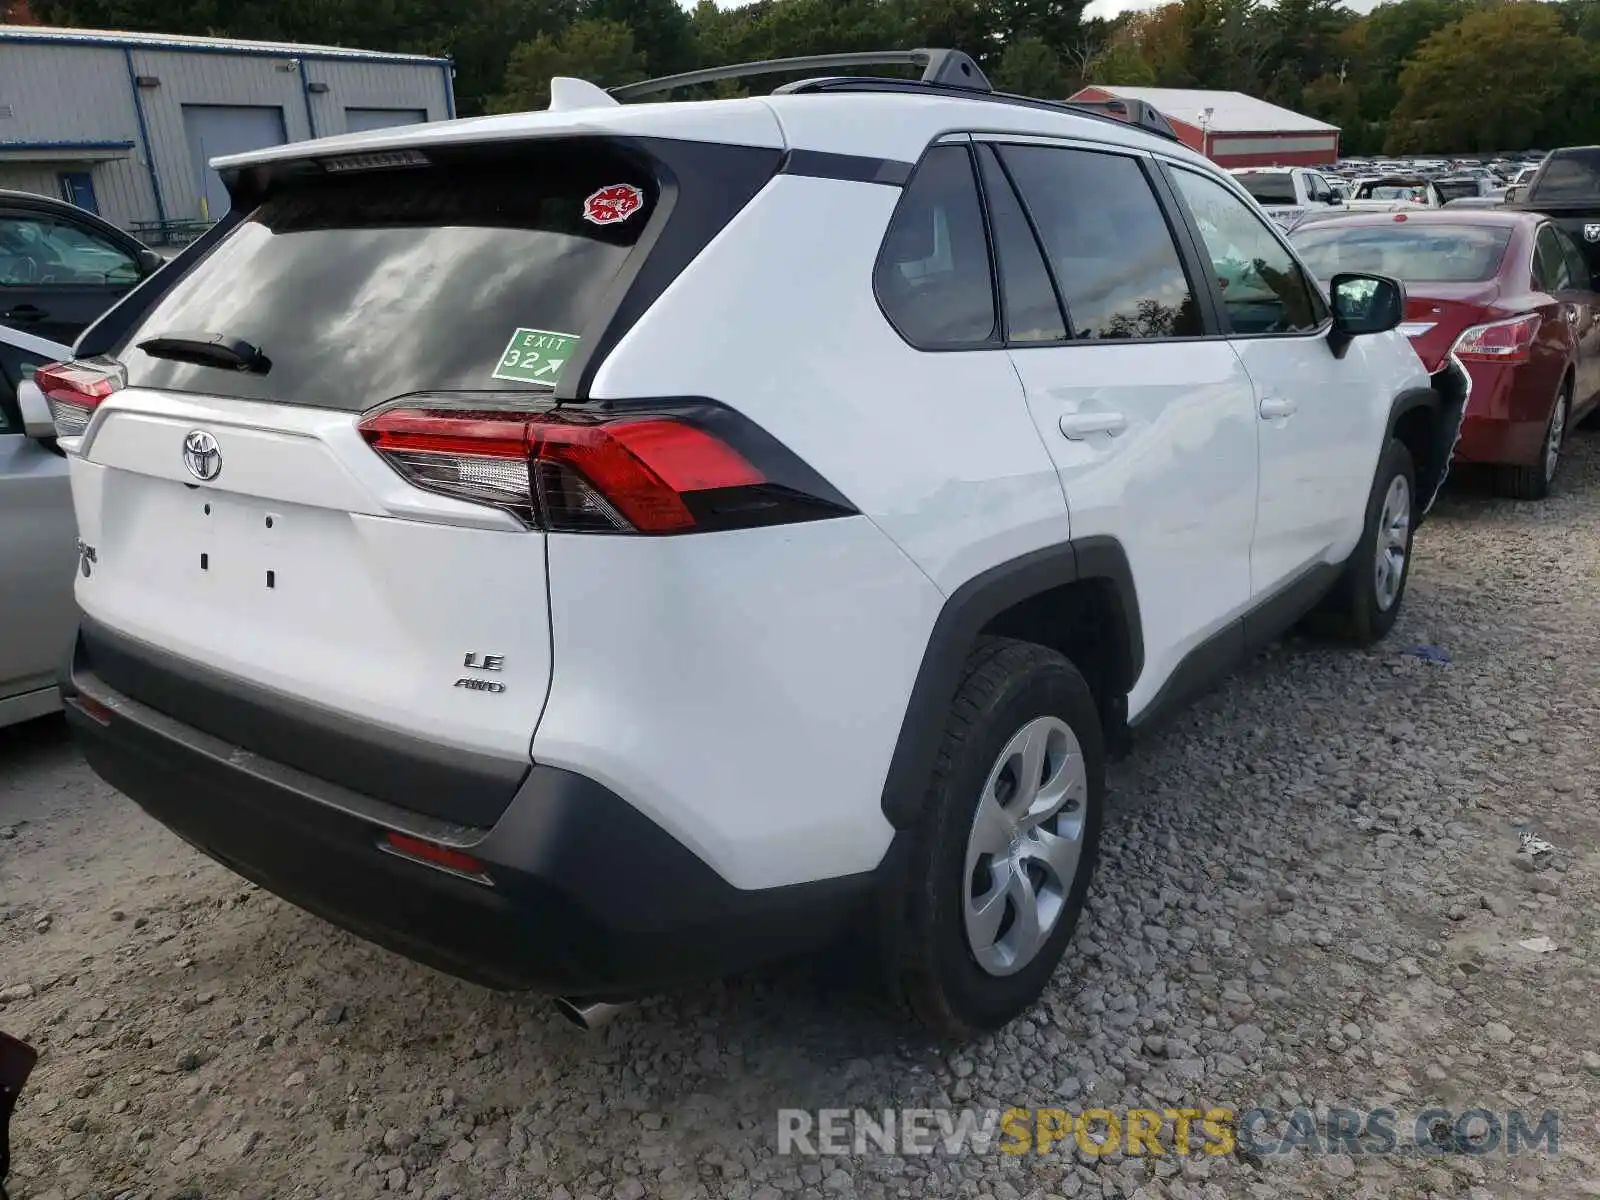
[1452,362,1549,467]
[62,629,871,996]
[1455,413,1547,466]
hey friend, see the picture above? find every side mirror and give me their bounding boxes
[137,247,165,276]
[17,378,57,439]
[1328,271,1405,358]
[1504,185,1525,203]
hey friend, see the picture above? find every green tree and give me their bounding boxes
[1085,35,1157,86]
[491,17,645,111]
[991,34,1072,96]
[583,0,694,74]
[1388,2,1593,152]
[1352,0,1474,126]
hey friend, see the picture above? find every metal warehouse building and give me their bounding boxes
[0,26,454,238]
[1068,86,1339,168]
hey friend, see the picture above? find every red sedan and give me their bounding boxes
[1291,210,1600,499]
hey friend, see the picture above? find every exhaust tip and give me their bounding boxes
[552,997,629,1031]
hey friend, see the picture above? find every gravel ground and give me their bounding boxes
[5,435,1600,1200]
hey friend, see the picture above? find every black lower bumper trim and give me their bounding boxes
[63,636,872,996]
[75,616,528,828]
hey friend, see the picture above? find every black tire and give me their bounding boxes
[878,637,1104,1038]
[1316,438,1417,646]
[1495,385,1568,502]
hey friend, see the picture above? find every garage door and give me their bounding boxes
[182,105,287,221]
[345,108,429,134]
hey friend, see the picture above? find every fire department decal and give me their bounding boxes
[1584,223,1600,243]
[583,183,644,226]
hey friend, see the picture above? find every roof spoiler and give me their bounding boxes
[606,49,1180,143]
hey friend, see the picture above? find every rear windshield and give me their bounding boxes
[1236,173,1296,205]
[1357,182,1427,202]
[1530,149,1600,200]
[1290,223,1513,282]
[1433,179,1481,203]
[117,143,655,409]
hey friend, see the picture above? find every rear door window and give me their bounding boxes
[999,145,1202,341]
[115,143,656,409]
[975,145,1066,344]
[1556,227,1592,293]
[1535,225,1574,292]
[0,213,140,286]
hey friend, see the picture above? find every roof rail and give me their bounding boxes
[605,49,1181,145]
[608,49,991,100]
[1060,97,1180,143]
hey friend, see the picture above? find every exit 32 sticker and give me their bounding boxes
[493,328,581,385]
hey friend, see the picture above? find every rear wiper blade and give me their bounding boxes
[136,330,271,374]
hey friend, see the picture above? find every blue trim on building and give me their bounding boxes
[122,46,169,228]
[0,140,135,151]
[297,58,319,138]
[441,61,457,120]
[0,32,450,67]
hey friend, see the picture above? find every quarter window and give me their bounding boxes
[0,214,140,286]
[999,145,1201,341]
[874,144,997,348]
[1170,168,1323,336]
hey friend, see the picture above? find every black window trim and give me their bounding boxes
[974,134,1226,347]
[0,349,23,433]
[871,137,1004,354]
[1156,157,1334,343]
[971,141,1070,349]
[0,206,142,291]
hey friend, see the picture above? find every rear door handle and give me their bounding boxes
[1259,396,1298,419]
[3,304,46,323]
[1059,411,1128,440]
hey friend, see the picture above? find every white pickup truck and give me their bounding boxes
[1230,167,1345,230]
[1233,167,1449,231]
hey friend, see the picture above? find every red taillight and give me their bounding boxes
[381,832,491,883]
[35,359,125,438]
[1453,313,1541,364]
[357,406,772,534]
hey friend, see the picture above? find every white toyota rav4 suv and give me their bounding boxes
[48,51,1461,1036]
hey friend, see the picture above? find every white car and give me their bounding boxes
[44,49,1460,1034]
[0,322,75,729]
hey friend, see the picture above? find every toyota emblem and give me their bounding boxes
[182,430,222,481]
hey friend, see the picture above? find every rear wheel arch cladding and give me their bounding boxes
[878,537,1142,830]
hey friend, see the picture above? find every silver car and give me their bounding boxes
[1,323,76,728]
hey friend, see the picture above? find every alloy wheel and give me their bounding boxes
[962,716,1088,977]
[1373,473,1411,613]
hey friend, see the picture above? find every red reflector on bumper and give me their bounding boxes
[381,832,492,884]
[67,693,114,726]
